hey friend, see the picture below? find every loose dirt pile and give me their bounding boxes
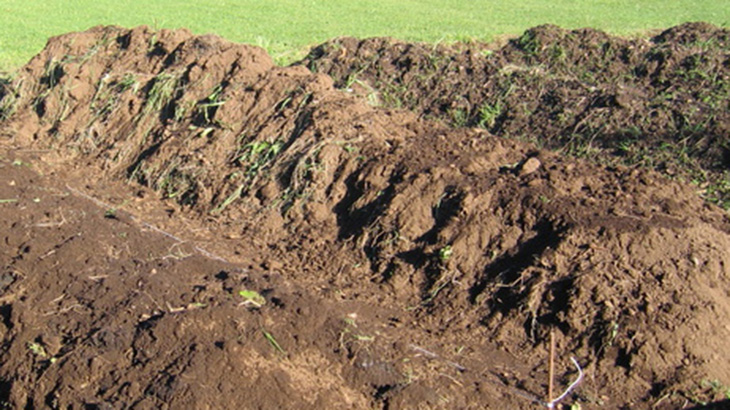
[302,22,730,209]
[0,24,729,408]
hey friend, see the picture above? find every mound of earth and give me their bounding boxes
[0,25,730,408]
[300,22,730,209]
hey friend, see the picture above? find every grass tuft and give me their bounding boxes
[142,71,181,118]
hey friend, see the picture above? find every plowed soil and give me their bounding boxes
[0,24,729,409]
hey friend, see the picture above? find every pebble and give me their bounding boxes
[519,157,541,176]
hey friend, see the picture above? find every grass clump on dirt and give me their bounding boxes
[0,77,19,121]
[142,72,182,118]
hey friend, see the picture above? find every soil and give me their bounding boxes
[0,24,730,409]
[301,22,730,209]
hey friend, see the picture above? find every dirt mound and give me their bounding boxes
[1,25,730,408]
[301,22,730,209]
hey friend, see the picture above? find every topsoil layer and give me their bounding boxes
[0,24,729,409]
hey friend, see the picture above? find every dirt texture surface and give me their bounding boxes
[0,24,730,409]
[302,22,730,209]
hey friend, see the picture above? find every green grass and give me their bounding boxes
[0,0,728,71]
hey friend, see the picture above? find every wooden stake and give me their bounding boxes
[548,328,555,403]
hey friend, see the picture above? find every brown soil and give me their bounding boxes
[301,22,730,209]
[1,24,730,409]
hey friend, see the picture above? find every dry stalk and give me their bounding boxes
[549,328,555,402]
[497,328,584,409]
[546,357,583,409]
[410,344,467,372]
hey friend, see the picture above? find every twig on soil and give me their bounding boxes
[548,328,555,403]
[141,290,164,312]
[32,211,67,227]
[43,303,83,316]
[39,233,80,259]
[138,220,186,243]
[65,184,112,209]
[161,242,192,260]
[438,372,464,387]
[49,294,65,304]
[410,344,467,372]
[167,302,207,313]
[192,245,229,263]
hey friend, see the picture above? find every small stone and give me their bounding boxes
[519,157,541,176]
[257,182,278,202]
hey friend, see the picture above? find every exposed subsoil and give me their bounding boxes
[0,24,729,409]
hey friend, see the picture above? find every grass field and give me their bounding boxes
[0,0,728,71]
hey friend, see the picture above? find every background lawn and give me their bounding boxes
[0,0,728,71]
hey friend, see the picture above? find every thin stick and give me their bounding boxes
[548,328,555,403]
[410,344,467,372]
[496,354,584,409]
[547,357,583,408]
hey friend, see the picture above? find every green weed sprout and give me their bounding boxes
[239,289,266,308]
[262,329,286,355]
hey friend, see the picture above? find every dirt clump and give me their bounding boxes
[1,24,730,408]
